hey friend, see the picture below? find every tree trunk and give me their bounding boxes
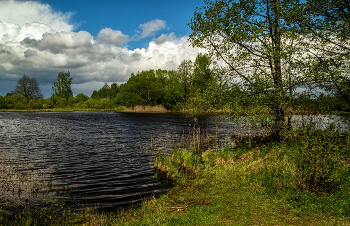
[273,0,285,140]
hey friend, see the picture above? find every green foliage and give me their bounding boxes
[187,54,235,117]
[99,98,113,109]
[90,83,118,99]
[155,126,350,218]
[177,59,193,103]
[292,93,350,113]
[114,91,145,107]
[67,96,75,107]
[115,69,188,109]
[0,95,27,109]
[187,0,318,138]
[155,149,202,179]
[53,97,67,108]
[52,71,73,98]
[42,99,54,109]
[74,93,89,103]
[191,53,213,91]
[111,82,119,92]
[27,99,43,109]
[84,98,102,109]
[290,0,350,110]
[162,70,186,110]
[287,125,349,192]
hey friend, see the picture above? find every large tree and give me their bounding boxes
[52,71,73,98]
[293,0,350,110]
[178,59,193,103]
[12,74,43,101]
[188,0,309,138]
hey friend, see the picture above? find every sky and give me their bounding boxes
[0,0,206,98]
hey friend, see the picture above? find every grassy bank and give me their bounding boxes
[1,126,350,225]
[1,105,350,115]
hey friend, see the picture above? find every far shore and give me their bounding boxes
[0,105,349,115]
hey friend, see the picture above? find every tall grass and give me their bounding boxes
[0,149,79,225]
[155,125,350,217]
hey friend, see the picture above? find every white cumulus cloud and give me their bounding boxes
[0,21,55,44]
[0,0,74,32]
[139,19,167,38]
[153,32,176,45]
[0,1,202,98]
[21,31,94,53]
[97,28,129,46]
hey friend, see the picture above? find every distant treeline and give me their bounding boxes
[0,87,347,112]
[0,53,222,111]
[0,53,349,112]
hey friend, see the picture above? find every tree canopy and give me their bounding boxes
[294,0,350,110]
[188,0,316,138]
[12,74,43,101]
[52,71,73,98]
[91,83,118,99]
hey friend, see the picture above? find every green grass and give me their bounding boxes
[1,126,350,225]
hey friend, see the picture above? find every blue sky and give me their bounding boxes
[0,0,206,98]
[44,0,204,49]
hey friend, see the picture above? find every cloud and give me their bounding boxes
[0,27,202,97]
[0,1,202,98]
[153,32,176,45]
[139,19,166,38]
[0,0,74,32]
[21,31,94,54]
[0,21,55,44]
[96,28,129,46]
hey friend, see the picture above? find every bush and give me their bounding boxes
[74,93,89,103]
[114,92,145,107]
[100,98,112,109]
[0,95,27,109]
[68,96,75,107]
[290,125,348,193]
[28,99,43,109]
[84,98,103,109]
[251,125,350,196]
[42,99,53,109]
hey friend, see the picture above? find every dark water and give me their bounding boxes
[0,112,348,209]
[0,111,236,209]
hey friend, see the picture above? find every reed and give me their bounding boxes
[0,148,78,225]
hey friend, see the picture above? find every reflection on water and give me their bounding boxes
[291,114,349,132]
[0,112,348,209]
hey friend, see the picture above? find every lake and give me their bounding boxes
[0,111,238,209]
[0,111,348,209]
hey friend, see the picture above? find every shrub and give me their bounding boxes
[251,125,350,195]
[74,93,89,103]
[28,99,43,109]
[55,97,67,108]
[42,99,53,108]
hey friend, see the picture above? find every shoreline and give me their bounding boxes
[0,105,349,116]
[2,135,349,225]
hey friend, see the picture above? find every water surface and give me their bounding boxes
[0,111,348,209]
[0,112,230,209]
